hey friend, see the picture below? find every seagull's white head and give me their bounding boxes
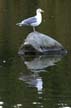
[36,8,44,14]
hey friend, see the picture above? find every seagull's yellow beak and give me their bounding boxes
[41,9,44,13]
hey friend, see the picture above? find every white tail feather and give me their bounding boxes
[16,23,22,27]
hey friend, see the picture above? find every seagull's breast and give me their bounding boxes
[31,13,42,27]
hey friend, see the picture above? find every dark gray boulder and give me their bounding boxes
[18,31,67,55]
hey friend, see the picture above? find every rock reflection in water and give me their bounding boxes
[18,52,67,108]
[19,73,43,94]
[19,72,43,107]
[20,54,63,72]
[19,54,64,94]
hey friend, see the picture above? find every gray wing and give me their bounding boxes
[23,17,37,25]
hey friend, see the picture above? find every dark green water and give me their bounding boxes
[0,0,71,108]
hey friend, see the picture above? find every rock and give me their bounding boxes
[18,31,67,55]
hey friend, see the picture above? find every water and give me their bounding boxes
[0,0,71,108]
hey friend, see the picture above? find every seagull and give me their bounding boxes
[16,8,44,31]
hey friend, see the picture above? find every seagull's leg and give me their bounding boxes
[33,27,35,31]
